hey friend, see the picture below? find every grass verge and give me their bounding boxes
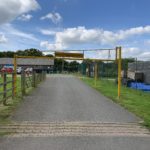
[80,76,150,128]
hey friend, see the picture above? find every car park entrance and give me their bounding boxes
[14,46,122,99]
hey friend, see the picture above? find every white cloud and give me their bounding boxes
[55,26,150,46]
[40,12,62,24]
[40,29,56,36]
[121,47,150,60]
[40,26,150,50]
[0,0,39,24]
[0,25,40,50]
[40,28,63,35]
[122,47,141,57]
[139,52,150,59]
[0,34,7,43]
[1,24,38,41]
[18,14,33,21]
[40,41,65,50]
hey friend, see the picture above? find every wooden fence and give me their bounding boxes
[0,71,46,105]
[0,73,15,105]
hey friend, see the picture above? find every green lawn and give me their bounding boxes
[80,76,150,128]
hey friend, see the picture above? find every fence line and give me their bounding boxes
[0,73,15,105]
[0,71,46,105]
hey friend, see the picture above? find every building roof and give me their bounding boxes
[0,58,54,66]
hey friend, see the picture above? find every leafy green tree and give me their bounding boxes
[16,48,43,56]
[0,51,15,58]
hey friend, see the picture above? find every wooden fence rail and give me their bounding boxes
[21,71,46,95]
[0,71,46,105]
[0,73,15,105]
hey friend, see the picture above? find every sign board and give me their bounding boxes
[55,52,84,58]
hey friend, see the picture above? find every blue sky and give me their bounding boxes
[0,0,150,59]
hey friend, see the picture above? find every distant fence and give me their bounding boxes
[0,71,46,105]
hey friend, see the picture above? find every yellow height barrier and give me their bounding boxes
[13,48,122,98]
[117,47,122,99]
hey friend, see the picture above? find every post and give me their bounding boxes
[13,54,17,96]
[98,62,100,79]
[94,62,98,86]
[62,59,64,73]
[12,73,15,99]
[21,70,26,95]
[3,73,7,105]
[117,47,122,98]
[32,70,36,87]
[115,47,118,62]
[44,71,46,80]
[87,64,91,77]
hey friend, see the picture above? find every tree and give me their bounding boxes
[0,48,44,58]
[54,59,80,73]
[45,54,54,57]
[16,48,43,56]
[0,51,15,58]
[122,58,135,70]
[69,61,80,72]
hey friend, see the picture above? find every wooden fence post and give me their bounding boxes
[3,73,7,105]
[42,71,45,80]
[40,73,41,82]
[21,71,26,95]
[44,71,46,80]
[36,73,38,85]
[32,71,36,87]
[12,73,15,99]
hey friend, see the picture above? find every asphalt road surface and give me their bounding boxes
[12,74,139,122]
[0,136,150,150]
[0,74,150,150]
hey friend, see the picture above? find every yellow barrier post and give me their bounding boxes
[117,47,122,99]
[13,54,17,97]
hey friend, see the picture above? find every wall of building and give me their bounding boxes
[128,61,150,84]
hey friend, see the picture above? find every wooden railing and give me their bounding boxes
[0,71,46,105]
[0,73,15,105]
[21,71,46,95]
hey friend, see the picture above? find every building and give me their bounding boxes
[0,58,54,71]
[128,61,150,84]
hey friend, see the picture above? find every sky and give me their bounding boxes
[0,0,150,59]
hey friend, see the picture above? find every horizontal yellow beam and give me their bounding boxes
[55,52,84,58]
[55,57,115,62]
[16,55,54,59]
[15,55,115,62]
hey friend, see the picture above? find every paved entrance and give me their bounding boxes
[12,74,139,122]
[0,75,150,150]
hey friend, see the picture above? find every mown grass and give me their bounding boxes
[80,76,150,128]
